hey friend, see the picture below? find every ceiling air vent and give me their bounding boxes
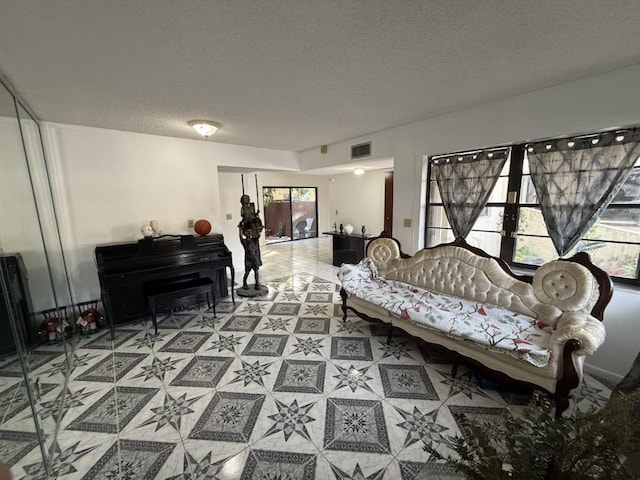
[351,142,371,159]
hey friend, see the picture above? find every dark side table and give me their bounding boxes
[322,231,376,266]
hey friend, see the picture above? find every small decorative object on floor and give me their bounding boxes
[343,223,354,235]
[194,219,212,236]
[39,317,59,341]
[38,306,72,342]
[150,219,162,237]
[76,300,105,334]
[339,223,344,234]
[361,225,366,236]
[140,224,153,237]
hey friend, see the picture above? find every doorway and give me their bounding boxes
[263,187,318,244]
[384,171,394,236]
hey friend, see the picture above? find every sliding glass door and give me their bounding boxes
[263,187,318,244]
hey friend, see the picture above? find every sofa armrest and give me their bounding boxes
[550,312,606,355]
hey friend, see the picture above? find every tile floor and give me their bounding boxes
[1,237,612,479]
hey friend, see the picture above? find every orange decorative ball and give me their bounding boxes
[194,219,212,236]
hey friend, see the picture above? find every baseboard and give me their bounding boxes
[584,363,623,385]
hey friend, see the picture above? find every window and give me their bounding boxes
[425,144,640,284]
[425,151,511,257]
[263,187,318,244]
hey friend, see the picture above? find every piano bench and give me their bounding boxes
[147,277,216,335]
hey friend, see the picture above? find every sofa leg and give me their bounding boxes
[386,323,392,345]
[554,339,581,418]
[451,355,460,378]
[554,394,570,418]
[339,288,348,323]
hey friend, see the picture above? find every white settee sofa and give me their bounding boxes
[338,237,612,414]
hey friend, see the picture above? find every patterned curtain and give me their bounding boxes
[526,128,640,256]
[431,148,509,240]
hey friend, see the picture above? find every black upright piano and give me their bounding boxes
[95,234,234,326]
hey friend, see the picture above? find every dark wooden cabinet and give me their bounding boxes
[323,232,375,266]
[0,254,34,354]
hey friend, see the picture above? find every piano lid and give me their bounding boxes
[95,234,229,270]
[135,235,197,256]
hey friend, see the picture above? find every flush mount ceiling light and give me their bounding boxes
[188,120,221,138]
[354,168,365,175]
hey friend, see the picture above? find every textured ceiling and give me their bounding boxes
[1,1,640,152]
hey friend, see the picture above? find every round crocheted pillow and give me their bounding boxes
[367,238,400,268]
[532,260,596,311]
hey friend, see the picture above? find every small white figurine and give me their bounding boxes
[140,224,153,237]
[150,220,162,237]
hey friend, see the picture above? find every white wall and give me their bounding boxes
[0,116,60,312]
[587,286,640,381]
[217,170,331,273]
[329,169,387,236]
[302,64,640,253]
[42,123,301,302]
[301,64,640,380]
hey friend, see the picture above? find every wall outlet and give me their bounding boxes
[226,213,232,220]
[187,219,194,228]
[403,218,412,228]
[335,210,338,215]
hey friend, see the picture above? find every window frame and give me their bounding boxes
[424,143,640,285]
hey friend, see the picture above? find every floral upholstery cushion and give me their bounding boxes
[338,259,552,367]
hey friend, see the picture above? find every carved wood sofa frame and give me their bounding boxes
[339,237,613,416]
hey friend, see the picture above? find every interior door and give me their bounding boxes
[384,171,394,236]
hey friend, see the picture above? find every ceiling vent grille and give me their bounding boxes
[351,142,371,159]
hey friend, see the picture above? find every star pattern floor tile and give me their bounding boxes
[331,337,373,361]
[273,359,326,393]
[261,317,292,332]
[0,382,57,423]
[241,449,316,480]
[294,317,331,335]
[79,329,139,350]
[169,355,234,388]
[188,391,266,442]
[156,331,211,353]
[378,364,438,400]
[268,302,302,316]
[393,404,456,449]
[0,350,64,378]
[74,352,147,382]
[399,460,465,479]
[2,238,616,479]
[158,312,199,330]
[0,430,40,466]
[263,397,318,443]
[80,439,175,479]
[221,315,262,332]
[447,404,511,455]
[305,292,333,303]
[66,386,159,433]
[324,398,391,453]
[242,334,288,357]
